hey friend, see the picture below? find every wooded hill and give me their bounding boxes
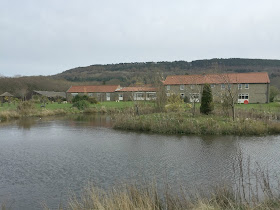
[54,58,280,87]
[1,58,280,98]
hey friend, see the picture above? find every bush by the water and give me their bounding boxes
[72,95,89,103]
[71,95,98,110]
[17,101,35,115]
[73,100,90,110]
[87,97,98,104]
[72,95,98,104]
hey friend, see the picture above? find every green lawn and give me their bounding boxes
[91,101,135,109]
[235,102,280,112]
[0,103,17,111]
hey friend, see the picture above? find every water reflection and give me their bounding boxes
[17,118,37,130]
[0,115,279,210]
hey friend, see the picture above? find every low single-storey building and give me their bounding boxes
[116,86,157,101]
[163,72,270,103]
[66,85,121,101]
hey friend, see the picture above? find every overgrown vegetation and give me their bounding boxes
[113,112,280,135]
[1,99,280,136]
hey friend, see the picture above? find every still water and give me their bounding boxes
[0,115,279,209]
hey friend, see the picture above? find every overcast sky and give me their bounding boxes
[1,0,280,77]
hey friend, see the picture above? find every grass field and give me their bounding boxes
[235,102,280,110]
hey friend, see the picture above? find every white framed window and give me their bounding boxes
[134,92,144,100]
[238,93,249,104]
[238,84,242,90]
[190,85,194,89]
[245,84,249,89]
[147,92,156,99]
[166,93,170,97]
[221,84,225,90]
[180,85,184,90]
[190,93,200,102]
[137,93,144,98]
[238,93,249,99]
[211,84,215,88]
[88,93,93,97]
[166,85,170,91]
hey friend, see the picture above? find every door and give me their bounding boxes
[119,93,123,101]
[106,93,110,101]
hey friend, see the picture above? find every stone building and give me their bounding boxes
[66,85,121,102]
[116,86,157,101]
[163,72,270,103]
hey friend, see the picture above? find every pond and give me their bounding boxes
[0,115,279,209]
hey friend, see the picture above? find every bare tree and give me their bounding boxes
[187,75,203,116]
[218,74,240,121]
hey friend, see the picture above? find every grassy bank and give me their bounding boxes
[55,184,280,210]
[0,101,138,122]
[113,112,280,135]
[39,153,280,210]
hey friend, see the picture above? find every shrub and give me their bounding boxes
[17,101,35,115]
[165,94,185,112]
[72,95,89,103]
[200,84,214,114]
[87,97,98,104]
[17,101,35,111]
[73,100,90,110]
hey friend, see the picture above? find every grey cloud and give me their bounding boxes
[1,0,280,76]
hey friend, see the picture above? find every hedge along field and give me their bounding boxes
[113,112,280,136]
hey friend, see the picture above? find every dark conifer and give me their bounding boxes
[200,84,214,114]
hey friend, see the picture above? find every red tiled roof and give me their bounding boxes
[163,72,270,85]
[67,85,120,93]
[116,87,157,92]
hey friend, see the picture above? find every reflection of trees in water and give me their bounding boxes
[68,114,113,128]
[17,118,37,130]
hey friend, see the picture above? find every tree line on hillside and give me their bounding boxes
[54,58,280,88]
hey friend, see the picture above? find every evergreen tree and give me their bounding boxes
[200,84,214,114]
